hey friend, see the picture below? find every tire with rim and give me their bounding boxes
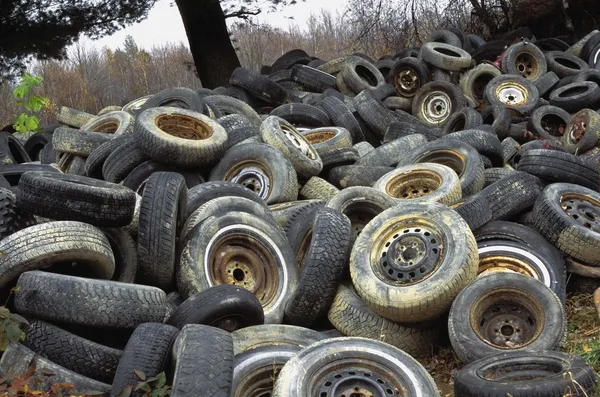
[80,111,134,136]
[272,337,439,397]
[485,75,539,115]
[412,81,466,127]
[300,127,352,156]
[460,64,502,106]
[561,108,600,154]
[176,212,297,324]
[232,324,327,356]
[387,57,430,98]
[501,41,547,81]
[135,107,227,168]
[448,273,566,364]
[350,202,478,323]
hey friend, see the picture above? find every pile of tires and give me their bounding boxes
[1,28,600,397]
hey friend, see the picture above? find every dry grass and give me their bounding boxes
[422,293,600,397]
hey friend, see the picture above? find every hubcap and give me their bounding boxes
[561,195,600,233]
[421,92,452,125]
[495,82,528,106]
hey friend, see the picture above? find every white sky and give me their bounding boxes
[88,0,348,51]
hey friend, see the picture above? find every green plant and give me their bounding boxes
[0,286,28,351]
[12,73,49,133]
[119,371,171,397]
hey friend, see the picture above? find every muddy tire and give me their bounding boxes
[232,324,327,356]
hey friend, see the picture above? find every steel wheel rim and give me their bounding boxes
[495,81,528,106]
[226,160,273,200]
[385,169,443,199]
[514,52,539,80]
[561,194,600,233]
[396,68,419,97]
[477,245,551,288]
[280,123,317,159]
[420,92,452,124]
[415,150,466,178]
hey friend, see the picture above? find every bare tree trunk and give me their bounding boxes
[174,0,241,88]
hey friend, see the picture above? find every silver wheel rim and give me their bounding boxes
[231,167,271,199]
[420,92,452,124]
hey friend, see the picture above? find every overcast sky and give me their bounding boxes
[88,0,348,51]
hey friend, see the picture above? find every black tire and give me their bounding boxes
[269,103,331,127]
[329,165,394,189]
[398,139,485,196]
[0,131,31,164]
[448,273,566,363]
[353,90,396,138]
[284,208,351,327]
[370,83,397,101]
[0,187,35,240]
[135,107,228,169]
[527,105,571,139]
[102,141,150,183]
[356,134,427,167]
[562,108,600,154]
[532,183,600,266]
[84,134,134,179]
[545,50,589,78]
[186,181,267,220]
[137,172,187,291]
[271,49,312,72]
[209,143,299,204]
[122,160,204,194]
[419,42,472,71]
[441,107,483,134]
[39,142,58,164]
[451,193,493,231]
[387,57,430,98]
[549,81,600,112]
[485,75,540,115]
[290,64,337,93]
[269,199,325,228]
[52,127,112,156]
[454,351,597,397]
[501,138,520,164]
[167,285,264,331]
[501,41,547,81]
[412,81,466,127]
[17,171,136,226]
[24,132,52,161]
[336,56,385,95]
[273,337,438,396]
[14,271,166,328]
[102,227,137,283]
[0,163,59,189]
[480,104,511,140]
[206,95,262,127]
[23,319,122,384]
[63,154,86,176]
[459,64,502,105]
[535,71,560,97]
[480,171,544,221]
[383,121,442,142]
[442,129,503,167]
[139,87,207,114]
[230,67,289,105]
[517,149,600,190]
[316,96,364,143]
[111,323,179,396]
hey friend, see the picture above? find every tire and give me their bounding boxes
[454,351,597,397]
[460,64,502,105]
[350,202,478,323]
[185,181,267,220]
[412,81,466,127]
[167,285,264,331]
[441,107,483,134]
[122,160,204,194]
[501,41,547,81]
[17,171,136,226]
[80,110,134,136]
[545,51,589,78]
[328,283,441,358]
[0,342,111,393]
[204,95,262,127]
[290,64,337,93]
[371,83,397,101]
[171,325,234,397]
[527,105,571,139]
[260,116,323,179]
[284,208,351,327]
[374,163,462,205]
[549,81,600,112]
[353,89,396,138]
[353,141,375,157]
[501,138,520,164]
[14,270,166,328]
[387,57,430,98]
[532,183,600,266]
[535,71,560,97]
[23,319,122,383]
[329,165,394,189]
[122,94,152,116]
[39,143,58,164]
[177,212,297,324]
[336,56,385,95]
[101,141,150,183]
[450,193,493,231]
[480,171,544,221]
[102,227,137,283]
[299,176,339,201]
[111,323,179,397]
[24,132,52,161]
[232,324,327,355]
[562,108,600,154]
[448,273,566,364]
[272,337,439,397]
[269,103,331,127]
[0,131,31,164]
[63,154,86,175]
[474,221,566,303]
[442,129,503,167]
[230,67,289,105]
[137,172,187,291]
[84,134,135,179]
[485,75,540,115]
[56,106,96,128]
[301,127,352,156]
[397,139,485,196]
[383,96,412,111]
[271,49,312,72]
[0,187,35,240]
[315,96,364,142]
[480,104,511,139]
[209,143,299,204]
[139,87,206,114]
[135,107,227,169]
[383,121,442,142]
[419,42,472,71]
[357,134,427,167]
[269,199,325,228]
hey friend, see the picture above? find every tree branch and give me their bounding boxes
[224,8,261,20]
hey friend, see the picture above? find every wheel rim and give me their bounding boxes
[495,82,528,106]
[233,349,297,397]
[226,160,272,200]
[304,130,337,144]
[470,288,544,349]
[477,245,551,288]
[370,219,444,285]
[567,112,588,144]
[155,114,213,140]
[561,194,600,233]
[280,123,318,159]
[309,359,406,396]
[206,225,281,308]
[384,169,443,199]
[91,120,120,133]
[342,202,385,242]
[473,74,495,103]
[514,52,539,80]
[395,68,419,97]
[420,92,452,124]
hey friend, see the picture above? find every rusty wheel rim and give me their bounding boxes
[155,114,213,140]
[561,194,600,233]
[304,130,337,145]
[470,287,544,349]
[477,245,551,288]
[206,225,282,309]
[310,359,407,396]
[514,52,539,80]
[370,219,444,285]
[226,160,272,200]
[385,169,443,199]
[395,68,419,97]
[91,120,119,133]
[415,150,466,178]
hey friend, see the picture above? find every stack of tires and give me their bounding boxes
[0,28,600,397]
